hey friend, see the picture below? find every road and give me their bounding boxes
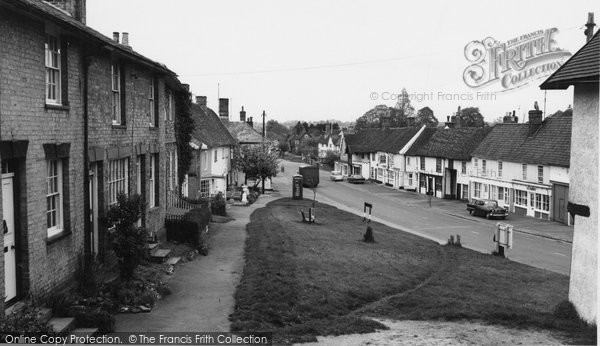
[273,160,572,275]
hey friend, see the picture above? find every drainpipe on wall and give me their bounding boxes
[82,55,91,264]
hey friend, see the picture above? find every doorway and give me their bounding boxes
[2,173,17,302]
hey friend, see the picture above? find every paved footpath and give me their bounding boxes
[115,194,274,332]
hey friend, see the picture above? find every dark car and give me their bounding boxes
[466,199,508,219]
[347,174,366,184]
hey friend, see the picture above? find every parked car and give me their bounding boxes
[347,174,366,184]
[466,199,508,219]
[330,171,344,181]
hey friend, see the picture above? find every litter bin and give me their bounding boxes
[292,174,303,200]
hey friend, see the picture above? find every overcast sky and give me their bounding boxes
[88,0,599,124]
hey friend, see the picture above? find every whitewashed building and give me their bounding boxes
[540,28,598,324]
[405,127,491,199]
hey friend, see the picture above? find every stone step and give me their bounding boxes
[37,307,53,324]
[165,256,180,265]
[69,327,99,338]
[48,317,76,333]
[150,249,171,262]
[4,301,26,316]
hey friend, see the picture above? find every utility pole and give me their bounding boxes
[262,110,266,138]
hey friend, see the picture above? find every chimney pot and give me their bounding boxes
[122,32,130,47]
[113,32,120,43]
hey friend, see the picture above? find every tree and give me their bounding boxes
[277,141,289,157]
[322,150,340,168]
[394,88,415,118]
[415,107,438,127]
[297,138,318,161]
[294,121,304,135]
[355,105,387,131]
[234,143,280,193]
[459,107,485,127]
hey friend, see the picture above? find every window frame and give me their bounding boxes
[149,78,155,127]
[461,161,466,175]
[537,165,544,184]
[420,157,425,171]
[522,163,528,180]
[45,31,61,105]
[515,189,527,206]
[200,179,210,197]
[149,154,159,207]
[108,158,129,206]
[46,159,63,237]
[473,182,481,198]
[481,160,487,176]
[436,158,442,173]
[111,62,122,125]
[498,161,503,178]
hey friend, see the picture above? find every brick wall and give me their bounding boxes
[87,53,167,252]
[0,10,85,300]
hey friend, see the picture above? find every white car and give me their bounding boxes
[330,171,344,181]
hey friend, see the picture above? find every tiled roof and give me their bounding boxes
[540,31,599,89]
[471,113,572,167]
[190,104,238,148]
[405,127,491,161]
[345,127,421,154]
[4,0,175,75]
[225,122,265,144]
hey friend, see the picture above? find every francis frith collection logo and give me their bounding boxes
[463,28,572,91]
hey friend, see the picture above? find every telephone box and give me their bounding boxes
[293,175,303,200]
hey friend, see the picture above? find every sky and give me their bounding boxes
[88,0,599,124]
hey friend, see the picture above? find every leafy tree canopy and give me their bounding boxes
[415,106,438,127]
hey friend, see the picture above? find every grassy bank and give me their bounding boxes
[231,198,595,344]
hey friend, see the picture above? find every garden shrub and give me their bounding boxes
[0,303,57,341]
[104,193,148,280]
[211,192,227,216]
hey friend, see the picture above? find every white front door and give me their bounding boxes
[2,174,17,302]
[89,165,99,255]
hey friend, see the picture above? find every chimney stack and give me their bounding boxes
[113,32,120,43]
[247,116,253,128]
[528,109,543,136]
[585,13,596,42]
[122,32,130,47]
[46,0,86,23]
[240,107,246,122]
[195,96,207,107]
[218,98,229,121]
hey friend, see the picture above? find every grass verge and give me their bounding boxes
[231,198,596,344]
